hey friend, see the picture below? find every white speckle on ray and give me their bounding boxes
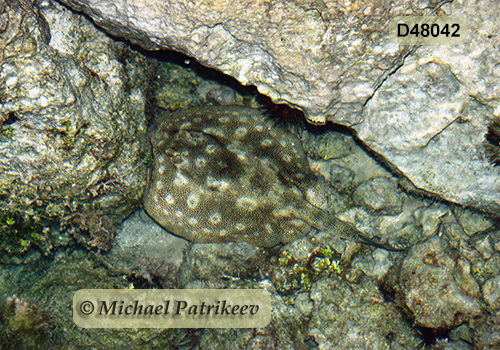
[261,139,272,147]
[234,126,247,138]
[236,197,258,211]
[187,193,200,209]
[165,194,175,204]
[195,157,206,167]
[173,173,189,186]
[209,212,221,224]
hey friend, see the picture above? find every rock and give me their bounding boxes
[452,206,495,237]
[475,236,494,260]
[281,239,316,263]
[483,274,500,310]
[471,315,500,349]
[57,0,436,123]
[206,85,237,106]
[188,280,308,349]
[357,0,500,214]
[470,253,500,285]
[294,292,314,317]
[177,242,263,286]
[56,0,500,215]
[353,177,403,215]
[360,53,500,213]
[328,164,355,194]
[302,132,351,160]
[395,237,482,329]
[108,210,190,275]
[0,0,150,255]
[308,276,418,349]
[413,204,450,239]
[352,248,393,280]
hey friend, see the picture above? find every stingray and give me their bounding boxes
[144,106,399,250]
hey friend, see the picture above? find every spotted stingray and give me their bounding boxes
[144,106,396,249]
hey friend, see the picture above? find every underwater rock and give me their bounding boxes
[177,242,262,286]
[109,210,189,275]
[329,164,355,194]
[413,204,450,240]
[352,248,393,280]
[452,205,495,237]
[0,0,150,255]
[56,0,437,123]
[471,314,500,349]
[483,274,500,311]
[395,237,482,329]
[353,176,403,215]
[0,295,56,350]
[356,0,500,214]
[206,86,238,106]
[181,279,308,349]
[308,276,418,349]
[144,106,396,249]
[360,56,500,214]
[302,131,351,160]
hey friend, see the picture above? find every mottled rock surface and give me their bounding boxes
[308,277,418,349]
[395,237,482,329]
[353,176,403,215]
[57,0,437,123]
[57,0,500,214]
[471,315,500,349]
[0,0,150,254]
[356,0,500,213]
[483,274,500,310]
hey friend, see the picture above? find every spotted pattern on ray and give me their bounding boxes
[144,106,396,249]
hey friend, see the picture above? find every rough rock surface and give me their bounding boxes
[0,0,150,254]
[57,0,438,124]
[395,236,482,329]
[353,176,403,215]
[57,0,500,214]
[308,276,418,349]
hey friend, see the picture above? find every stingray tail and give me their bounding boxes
[306,206,406,251]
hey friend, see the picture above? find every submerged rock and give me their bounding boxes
[395,237,482,329]
[353,176,403,215]
[471,314,500,349]
[0,0,151,255]
[308,276,418,349]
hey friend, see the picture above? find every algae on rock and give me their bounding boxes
[0,0,151,256]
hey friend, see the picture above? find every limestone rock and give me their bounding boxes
[353,176,403,215]
[483,274,500,310]
[396,237,482,329]
[0,0,150,254]
[309,276,417,349]
[57,0,440,123]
